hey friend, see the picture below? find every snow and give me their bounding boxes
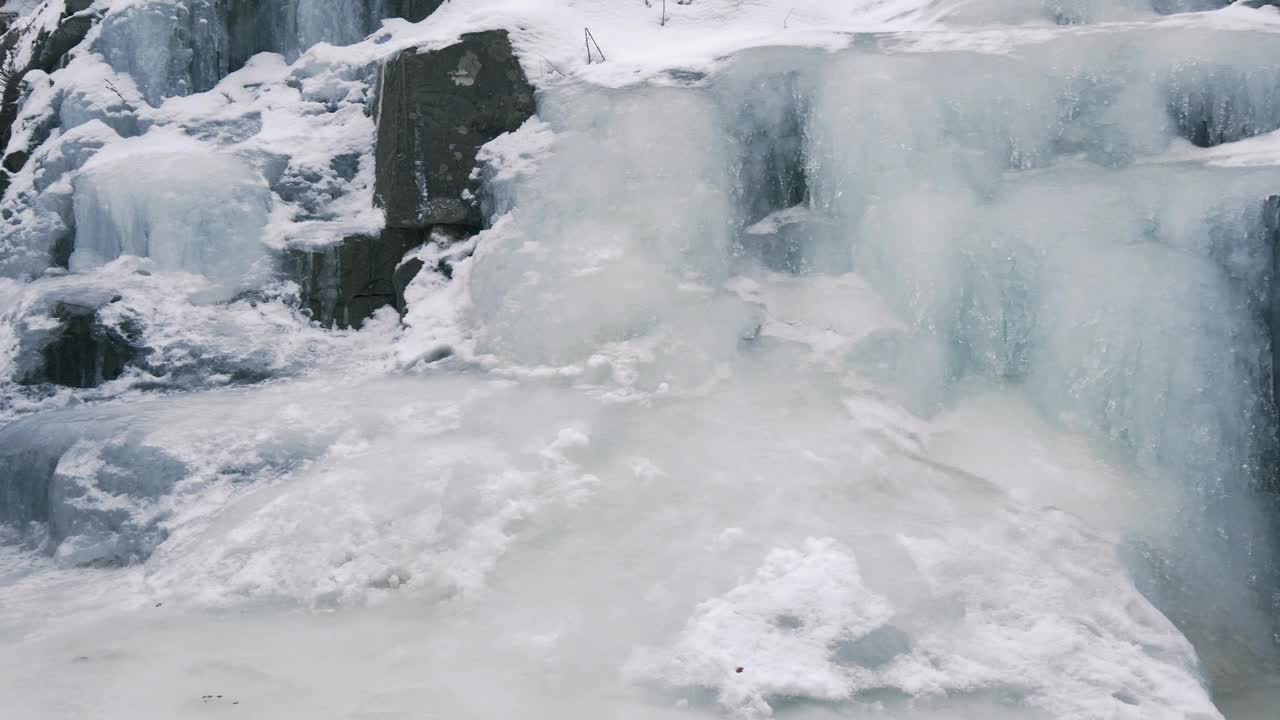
[3,0,1280,719]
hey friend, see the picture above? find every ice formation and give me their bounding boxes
[2,0,1280,719]
[70,135,272,298]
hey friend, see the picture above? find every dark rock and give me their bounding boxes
[393,256,426,314]
[286,228,424,329]
[34,5,94,72]
[374,30,536,229]
[307,29,533,329]
[2,149,27,175]
[23,299,140,389]
[286,225,474,328]
[0,0,99,200]
[397,0,450,23]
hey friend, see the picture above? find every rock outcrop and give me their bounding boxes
[19,293,140,388]
[375,30,535,229]
[398,0,449,23]
[0,0,98,199]
[286,228,427,329]
[286,225,472,329]
[292,29,535,329]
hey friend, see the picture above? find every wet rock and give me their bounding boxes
[286,225,473,329]
[374,30,536,229]
[286,230,421,329]
[393,255,426,313]
[21,296,140,389]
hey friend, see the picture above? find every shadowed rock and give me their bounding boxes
[17,293,140,389]
[398,0,449,23]
[292,29,533,328]
[374,29,535,229]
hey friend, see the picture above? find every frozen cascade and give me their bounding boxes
[96,0,397,105]
[3,1,1280,719]
[69,139,271,299]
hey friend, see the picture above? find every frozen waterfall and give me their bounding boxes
[2,1,1280,719]
[70,137,272,298]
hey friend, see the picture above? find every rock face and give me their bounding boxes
[292,29,536,329]
[375,30,536,229]
[21,296,140,388]
[286,229,427,329]
[0,0,98,199]
[287,225,471,329]
[398,0,449,23]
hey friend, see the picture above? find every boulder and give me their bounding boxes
[287,228,425,329]
[286,225,474,329]
[20,295,140,388]
[291,29,534,329]
[374,30,535,229]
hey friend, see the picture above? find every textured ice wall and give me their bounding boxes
[96,0,227,106]
[95,0,396,106]
[468,86,746,369]
[787,28,1280,672]
[70,139,272,298]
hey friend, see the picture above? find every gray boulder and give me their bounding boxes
[374,30,535,229]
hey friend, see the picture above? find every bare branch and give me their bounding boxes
[540,55,567,78]
[584,27,605,64]
[104,79,129,106]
